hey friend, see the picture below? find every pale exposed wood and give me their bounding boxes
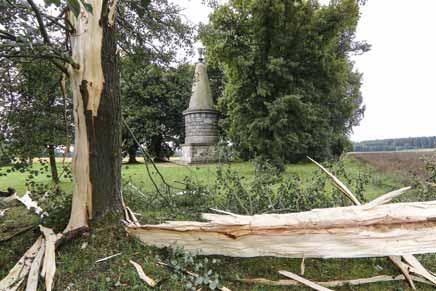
[65,0,105,231]
[301,256,305,275]
[40,226,57,291]
[307,156,361,205]
[313,160,417,289]
[403,255,436,285]
[17,192,45,216]
[0,208,9,217]
[390,256,416,290]
[365,186,412,207]
[127,200,436,258]
[239,274,433,287]
[278,270,333,291]
[108,0,119,26]
[96,252,122,263]
[0,236,43,290]
[210,208,241,217]
[26,240,45,291]
[130,260,157,287]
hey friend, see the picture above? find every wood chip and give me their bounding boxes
[0,208,9,217]
[95,252,122,263]
[130,260,157,287]
[279,270,333,291]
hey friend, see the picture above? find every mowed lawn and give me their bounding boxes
[2,156,422,291]
[0,157,401,200]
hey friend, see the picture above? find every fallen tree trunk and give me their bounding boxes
[127,200,436,258]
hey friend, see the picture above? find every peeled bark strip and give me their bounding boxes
[127,200,436,258]
[130,260,157,288]
[66,0,122,231]
[26,241,45,291]
[40,226,57,291]
[0,237,43,290]
[307,156,361,205]
[365,186,412,208]
[308,158,418,289]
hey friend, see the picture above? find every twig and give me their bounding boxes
[122,117,175,208]
[365,186,412,207]
[238,274,434,287]
[309,157,417,289]
[307,156,361,205]
[130,260,157,287]
[279,270,333,291]
[96,253,122,263]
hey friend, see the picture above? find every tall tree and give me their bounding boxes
[201,0,369,167]
[0,0,192,230]
[3,60,72,184]
[121,54,193,163]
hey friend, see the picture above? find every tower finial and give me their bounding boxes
[198,47,205,62]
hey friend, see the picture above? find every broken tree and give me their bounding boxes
[66,0,123,232]
[127,200,436,258]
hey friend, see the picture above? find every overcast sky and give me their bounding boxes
[173,0,436,142]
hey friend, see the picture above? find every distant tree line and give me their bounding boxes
[353,136,436,152]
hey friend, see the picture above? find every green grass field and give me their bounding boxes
[1,157,431,290]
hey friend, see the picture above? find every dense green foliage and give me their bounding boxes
[354,136,436,152]
[1,61,71,160]
[121,55,193,161]
[201,0,368,167]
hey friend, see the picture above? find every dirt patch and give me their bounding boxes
[349,150,436,178]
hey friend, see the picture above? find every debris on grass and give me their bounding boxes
[239,274,434,288]
[40,226,58,291]
[130,260,157,288]
[279,270,333,291]
[95,252,122,263]
[0,236,43,290]
[0,208,9,217]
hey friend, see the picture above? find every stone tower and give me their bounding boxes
[181,52,219,164]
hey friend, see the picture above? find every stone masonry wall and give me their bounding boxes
[184,110,218,144]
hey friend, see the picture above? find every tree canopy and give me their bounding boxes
[121,53,194,162]
[201,0,369,166]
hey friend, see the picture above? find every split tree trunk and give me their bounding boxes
[127,200,436,258]
[65,0,122,231]
[47,145,59,184]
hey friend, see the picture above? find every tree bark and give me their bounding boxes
[151,135,166,162]
[47,144,59,184]
[65,0,122,232]
[127,143,139,164]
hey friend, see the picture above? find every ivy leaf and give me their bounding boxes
[43,0,61,6]
[80,0,93,14]
[67,0,81,17]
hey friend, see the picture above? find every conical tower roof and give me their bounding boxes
[187,60,215,111]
